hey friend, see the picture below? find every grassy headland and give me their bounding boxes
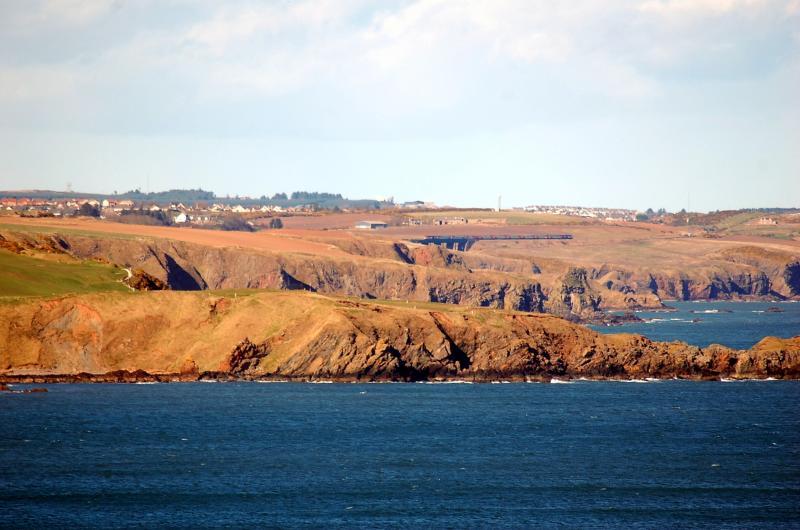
[0,249,129,300]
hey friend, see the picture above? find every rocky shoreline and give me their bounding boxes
[2,291,798,383]
[1,370,795,385]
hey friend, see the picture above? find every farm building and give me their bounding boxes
[354,220,388,230]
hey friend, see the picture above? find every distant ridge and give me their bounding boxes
[0,188,392,210]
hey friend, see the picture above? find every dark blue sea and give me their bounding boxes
[592,301,800,350]
[2,382,799,528]
[2,301,800,528]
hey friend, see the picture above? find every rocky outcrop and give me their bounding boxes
[1,291,797,382]
[628,247,800,301]
[124,269,168,291]
[546,267,602,318]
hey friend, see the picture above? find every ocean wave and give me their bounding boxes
[721,377,781,382]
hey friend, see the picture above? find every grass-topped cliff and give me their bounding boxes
[1,290,798,381]
[0,249,128,300]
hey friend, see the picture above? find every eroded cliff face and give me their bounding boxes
[588,246,800,303]
[1,231,551,313]
[1,291,798,381]
[2,230,798,324]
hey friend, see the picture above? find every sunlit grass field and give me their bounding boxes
[0,249,129,299]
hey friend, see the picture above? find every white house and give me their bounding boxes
[355,220,388,230]
[173,212,188,223]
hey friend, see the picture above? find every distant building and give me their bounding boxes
[355,220,388,230]
[173,212,188,223]
[433,217,467,225]
[756,217,778,225]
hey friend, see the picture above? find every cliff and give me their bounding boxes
[1,291,797,382]
[3,228,798,326]
[0,230,550,313]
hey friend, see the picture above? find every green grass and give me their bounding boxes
[0,249,130,299]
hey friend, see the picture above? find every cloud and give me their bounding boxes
[638,0,767,17]
[0,0,796,137]
[0,0,119,32]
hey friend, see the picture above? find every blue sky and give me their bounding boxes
[0,0,798,210]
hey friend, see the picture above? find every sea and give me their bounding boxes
[1,302,799,529]
[592,300,800,350]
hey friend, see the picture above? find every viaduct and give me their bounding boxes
[410,234,573,252]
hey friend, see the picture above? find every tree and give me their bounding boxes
[77,203,100,217]
[269,217,283,229]
[220,214,255,232]
[271,192,288,201]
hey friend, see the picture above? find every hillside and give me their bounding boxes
[1,290,798,382]
[0,248,128,299]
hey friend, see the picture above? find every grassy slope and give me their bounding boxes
[0,249,129,299]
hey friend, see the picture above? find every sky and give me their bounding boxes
[0,0,798,211]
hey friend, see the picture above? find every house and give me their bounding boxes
[355,220,388,230]
[173,212,188,224]
[756,217,778,225]
[433,217,467,225]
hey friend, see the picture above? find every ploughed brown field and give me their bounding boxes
[3,214,797,272]
[0,216,350,257]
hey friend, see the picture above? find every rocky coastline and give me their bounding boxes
[0,371,794,385]
[2,291,798,383]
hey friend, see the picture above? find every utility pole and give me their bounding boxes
[497,195,502,212]
[686,191,691,225]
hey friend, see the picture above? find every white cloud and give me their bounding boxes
[638,0,780,17]
[0,65,82,102]
[0,0,119,32]
[0,0,796,136]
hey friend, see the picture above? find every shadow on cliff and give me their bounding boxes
[164,255,205,290]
